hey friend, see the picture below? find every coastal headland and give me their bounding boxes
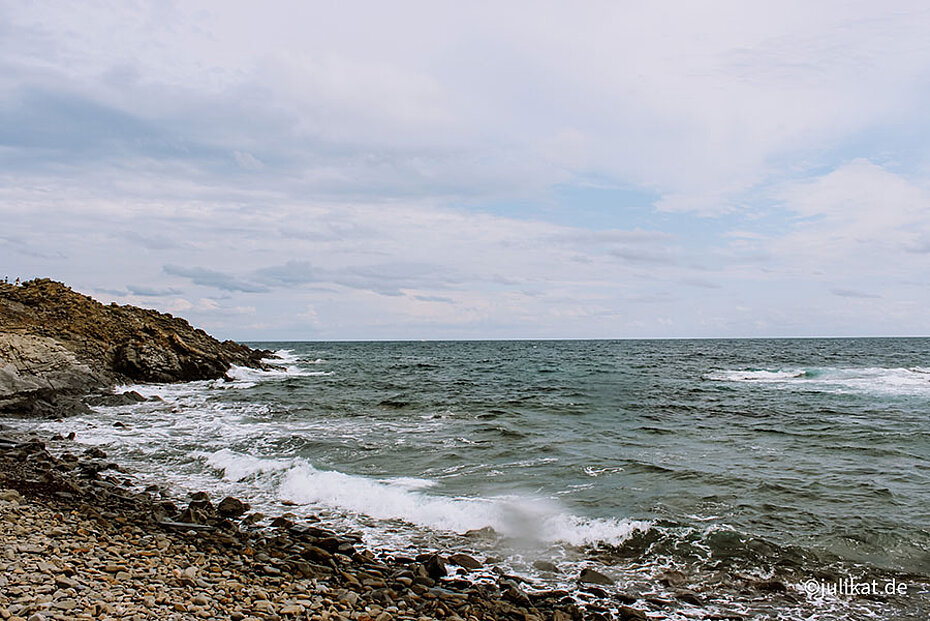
[0,279,268,418]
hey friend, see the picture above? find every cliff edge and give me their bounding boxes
[0,279,268,417]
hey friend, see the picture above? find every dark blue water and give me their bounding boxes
[35,338,930,619]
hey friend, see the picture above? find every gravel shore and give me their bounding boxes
[0,432,638,621]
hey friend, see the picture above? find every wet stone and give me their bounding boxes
[447,553,482,570]
[216,496,250,518]
[532,560,559,573]
[578,567,613,585]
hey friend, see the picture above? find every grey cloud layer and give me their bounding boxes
[163,265,270,293]
[6,2,929,209]
[171,260,466,297]
[2,2,930,338]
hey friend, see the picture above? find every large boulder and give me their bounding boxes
[0,334,103,417]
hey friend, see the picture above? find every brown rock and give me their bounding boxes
[425,554,447,580]
[447,553,482,570]
[617,606,648,621]
[217,496,250,518]
[532,560,559,573]
[578,567,613,585]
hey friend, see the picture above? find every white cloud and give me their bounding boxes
[3,2,930,337]
[772,160,930,274]
[4,2,929,209]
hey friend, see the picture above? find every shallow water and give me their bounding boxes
[26,338,930,619]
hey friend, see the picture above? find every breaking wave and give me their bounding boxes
[705,366,930,396]
[204,448,651,548]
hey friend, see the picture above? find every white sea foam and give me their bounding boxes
[266,348,301,364]
[584,466,624,477]
[158,446,652,548]
[226,364,332,383]
[705,369,806,382]
[204,448,296,481]
[271,457,650,547]
[382,477,438,491]
[706,366,930,396]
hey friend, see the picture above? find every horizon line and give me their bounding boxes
[238,334,930,343]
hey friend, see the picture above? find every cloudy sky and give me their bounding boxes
[3,1,930,340]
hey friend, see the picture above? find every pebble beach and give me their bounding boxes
[0,432,633,621]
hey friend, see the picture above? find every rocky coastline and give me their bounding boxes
[0,279,637,621]
[2,281,922,620]
[0,279,269,418]
[0,431,629,621]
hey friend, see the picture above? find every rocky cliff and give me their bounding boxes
[0,279,268,417]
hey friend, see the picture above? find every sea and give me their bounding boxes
[26,338,930,620]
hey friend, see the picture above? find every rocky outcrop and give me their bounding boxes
[0,334,102,417]
[0,279,269,417]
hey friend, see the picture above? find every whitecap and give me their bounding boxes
[706,366,930,396]
[274,458,651,546]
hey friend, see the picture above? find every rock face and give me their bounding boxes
[0,279,268,417]
[0,334,101,417]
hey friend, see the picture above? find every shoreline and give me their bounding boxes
[4,403,928,621]
[0,428,644,621]
[3,283,927,620]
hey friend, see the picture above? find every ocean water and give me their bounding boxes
[29,338,930,619]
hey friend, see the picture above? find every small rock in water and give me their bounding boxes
[659,569,687,587]
[756,579,787,592]
[579,567,613,585]
[583,585,609,598]
[532,560,560,573]
[617,605,648,621]
[676,590,704,606]
[217,495,250,518]
[425,554,447,579]
[271,516,294,528]
[447,553,482,570]
[615,592,637,605]
[84,391,147,406]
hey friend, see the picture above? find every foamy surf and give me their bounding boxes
[264,348,301,364]
[202,448,651,548]
[226,364,332,383]
[706,365,930,396]
[705,369,806,381]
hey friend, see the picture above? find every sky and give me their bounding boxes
[2,1,930,340]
